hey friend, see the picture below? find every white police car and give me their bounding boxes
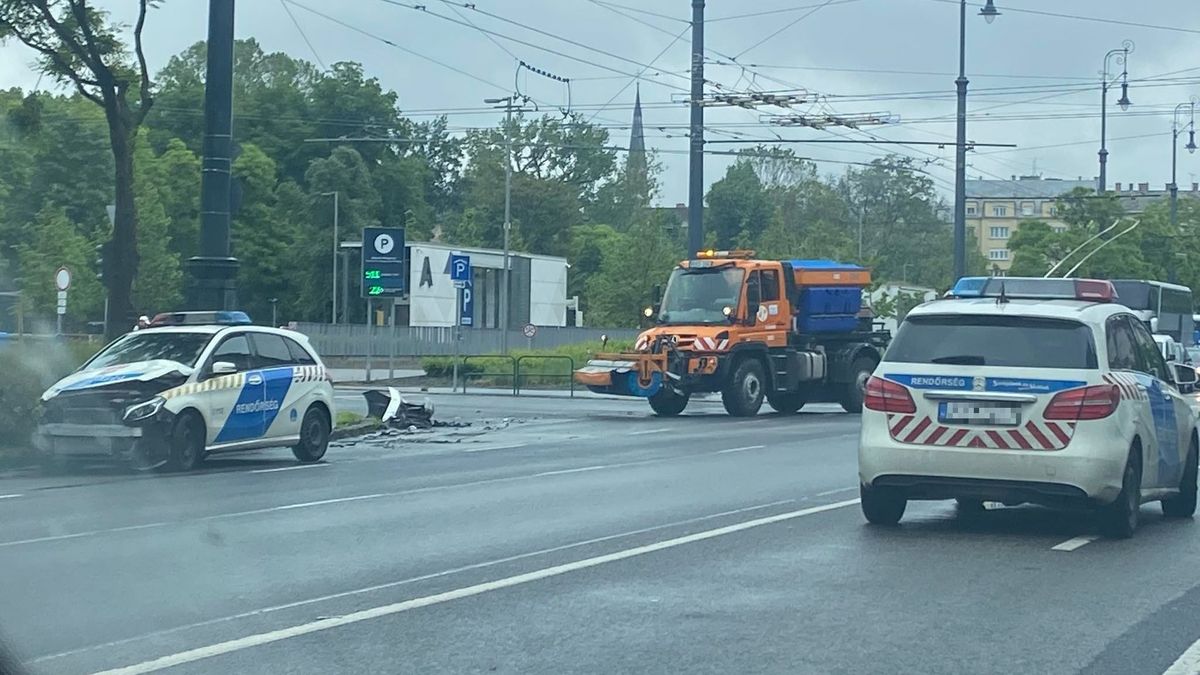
[34,311,335,471]
[858,277,1200,538]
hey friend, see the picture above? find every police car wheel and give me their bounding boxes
[722,358,765,417]
[293,406,330,463]
[860,484,906,526]
[1099,450,1142,539]
[648,390,689,417]
[1162,440,1198,518]
[166,411,206,472]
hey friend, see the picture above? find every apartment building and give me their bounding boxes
[966,176,1200,273]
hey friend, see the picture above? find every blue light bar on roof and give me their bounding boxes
[949,277,989,297]
[947,277,1117,302]
[150,311,253,326]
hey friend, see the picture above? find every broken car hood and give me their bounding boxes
[42,360,194,401]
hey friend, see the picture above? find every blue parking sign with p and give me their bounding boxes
[460,285,474,327]
[450,253,471,284]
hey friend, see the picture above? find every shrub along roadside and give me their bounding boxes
[0,339,102,461]
[420,339,635,388]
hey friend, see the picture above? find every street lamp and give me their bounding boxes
[1098,40,1134,193]
[269,297,278,326]
[484,95,516,352]
[1170,97,1198,235]
[319,191,339,324]
[952,0,999,281]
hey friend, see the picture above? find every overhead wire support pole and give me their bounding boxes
[688,0,705,257]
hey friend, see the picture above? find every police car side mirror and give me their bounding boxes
[211,361,238,376]
[1170,362,1198,390]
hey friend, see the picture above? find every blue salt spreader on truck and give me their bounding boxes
[574,251,891,417]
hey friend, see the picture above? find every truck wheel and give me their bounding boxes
[648,390,689,417]
[722,358,766,417]
[839,355,878,414]
[767,391,806,414]
[1162,439,1198,518]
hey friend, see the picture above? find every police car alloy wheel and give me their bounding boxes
[166,411,206,472]
[1099,449,1141,539]
[1162,439,1199,518]
[292,406,330,463]
[860,484,906,525]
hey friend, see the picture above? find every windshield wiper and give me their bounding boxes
[930,355,986,365]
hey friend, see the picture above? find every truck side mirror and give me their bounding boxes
[745,283,761,326]
[652,284,662,304]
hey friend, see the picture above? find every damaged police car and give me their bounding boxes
[34,311,335,471]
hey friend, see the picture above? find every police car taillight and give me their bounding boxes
[863,376,916,414]
[1044,384,1120,421]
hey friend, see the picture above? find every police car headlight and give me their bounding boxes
[124,396,165,422]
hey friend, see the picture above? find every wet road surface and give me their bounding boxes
[1,392,1199,674]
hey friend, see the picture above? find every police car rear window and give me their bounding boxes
[886,315,1098,369]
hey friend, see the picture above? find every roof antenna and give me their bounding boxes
[996,281,1009,305]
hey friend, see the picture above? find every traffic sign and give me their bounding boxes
[449,253,471,284]
[361,227,405,298]
[460,285,474,327]
[522,323,537,338]
[55,267,71,291]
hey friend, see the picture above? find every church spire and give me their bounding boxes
[629,83,645,156]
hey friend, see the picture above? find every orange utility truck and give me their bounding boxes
[574,251,890,417]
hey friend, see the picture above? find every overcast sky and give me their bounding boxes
[2,0,1199,205]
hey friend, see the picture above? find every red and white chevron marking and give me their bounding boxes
[885,414,1076,451]
[693,336,730,352]
[635,336,650,352]
[1103,372,1146,401]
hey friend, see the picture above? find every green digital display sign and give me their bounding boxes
[360,227,405,298]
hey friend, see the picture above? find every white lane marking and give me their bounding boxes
[32,499,796,665]
[815,486,858,497]
[271,494,384,511]
[534,465,607,477]
[716,445,766,455]
[249,464,329,474]
[0,494,23,500]
[628,428,669,435]
[1051,535,1098,552]
[92,499,859,674]
[463,443,527,453]
[1164,636,1200,675]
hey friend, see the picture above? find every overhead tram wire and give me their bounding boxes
[732,0,857,60]
[279,0,327,70]
[372,0,691,92]
[919,0,1200,36]
[586,23,691,124]
[709,0,870,23]
[442,0,519,61]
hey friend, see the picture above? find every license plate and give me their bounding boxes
[938,401,1021,426]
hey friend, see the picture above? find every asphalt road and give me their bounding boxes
[2,393,1200,675]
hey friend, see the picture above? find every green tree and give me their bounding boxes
[16,206,103,328]
[2,0,159,337]
[584,219,679,326]
[706,161,770,247]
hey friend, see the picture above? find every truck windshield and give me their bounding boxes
[658,266,744,324]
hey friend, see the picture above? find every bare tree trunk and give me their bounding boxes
[104,115,139,339]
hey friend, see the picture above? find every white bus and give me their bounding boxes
[1111,280,1194,347]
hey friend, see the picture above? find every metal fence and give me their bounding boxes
[291,323,638,357]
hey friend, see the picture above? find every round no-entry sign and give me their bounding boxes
[522,323,537,338]
[54,266,72,291]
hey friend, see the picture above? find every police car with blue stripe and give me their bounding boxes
[858,277,1200,537]
[34,311,335,471]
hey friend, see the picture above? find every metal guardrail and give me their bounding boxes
[292,323,637,358]
[460,355,517,395]
[516,355,575,397]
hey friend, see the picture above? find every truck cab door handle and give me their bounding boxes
[247,373,263,385]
